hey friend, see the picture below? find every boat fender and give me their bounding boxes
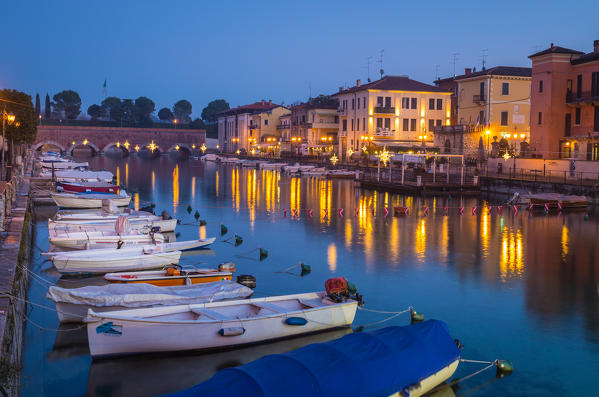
[236,275,256,289]
[259,248,268,260]
[410,308,424,324]
[186,205,192,214]
[234,234,243,246]
[285,317,307,326]
[496,360,514,376]
[220,224,228,236]
[194,210,200,220]
[219,327,245,336]
[300,263,311,276]
[219,262,236,273]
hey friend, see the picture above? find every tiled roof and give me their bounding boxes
[454,66,531,80]
[291,102,338,111]
[571,51,599,65]
[219,101,283,116]
[529,45,584,58]
[334,75,450,95]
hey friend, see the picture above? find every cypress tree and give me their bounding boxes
[35,93,41,117]
[44,93,51,119]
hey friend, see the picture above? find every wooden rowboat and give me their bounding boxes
[104,264,234,287]
[59,181,119,194]
[52,192,131,208]
[48,218,178,233]
[49,230,166,250]
[85,291,358,358]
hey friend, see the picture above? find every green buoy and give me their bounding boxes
[220,224,228,236]
[234,234,243,246]
[496,360,514,376]
[300,263,311,276]
[199,219,207,226]
[187,205,192,214]
[194,210,200,220]
[259,248,268,260]
[410,308,424,324]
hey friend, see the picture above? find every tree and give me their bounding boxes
[173,99,192,123]
[44,93,51,119]
[52,90,81,119]
[87,104,103,120]
[134,96,155,125]
[101,97,123,121]
[158,107,174,121]
[0,89,37,172]
[201,99,229,124]
[35,93,40,117]
[190,118,206,129]
[121,99,135,123]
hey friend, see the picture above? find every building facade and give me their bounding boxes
[529,41,599,160]
[333,76,452,158]
[217,100,290,153]
[288,98,338,155]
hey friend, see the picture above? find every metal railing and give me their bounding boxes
[374,106,395,114]
[472,94,486,103]
[566,91,599,103]
[485,166,599,186]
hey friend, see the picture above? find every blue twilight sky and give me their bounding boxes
[1,0,598,118]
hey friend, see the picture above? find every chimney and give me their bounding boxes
[594,40,599,54]
[356,79,361,87]
[464,68,472,76]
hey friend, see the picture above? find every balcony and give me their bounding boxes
[374,128,394,137]
[248,123,260,130]
[338,107,347,116]
[566,91,599,105]
[277,123,290,130]
[374,106,395,114]
[472,94,486,104]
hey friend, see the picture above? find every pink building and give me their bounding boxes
[529,40,599,159]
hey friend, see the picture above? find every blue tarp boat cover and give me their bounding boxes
[173,319,461,397]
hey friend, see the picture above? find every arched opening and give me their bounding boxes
[168,144,192,160]
[68,142,99,158]
[34,141,65,153]
[137,142,162,159]
[103,143,130,158]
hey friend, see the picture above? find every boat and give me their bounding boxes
[259,162,287,170]
[172,320,461,397]
[302,167,327,177]
[47,281,253,323]
[48,217,178,233]
[54,209,157,222]
[51,245,182,275]
[85,290,358,358]
[527,193,589,210]
[40,170,114,183]
[49,230,166,250]
[200,153,219,162]
[104,263,235,286]
[40,160,89,170]
[52,192,131,208]
[327,169,357,179]
[58,181,119,194]
[218,157,240,164]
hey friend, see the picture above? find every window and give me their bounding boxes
[479,81,485,97]
[429,99,435,110]
[428,119,435,131]
[363,118,366,131]
[384,118,390,129]
[500,111,508,126]
[436,119,442,126]
[356,118,360,131]
[592,72,599,97]
[363,97,366,108]
[385,97,391,108]
[264,119,268,126]
[595,106,599,132]
[351,119,354,131]
[478,110,484,125]
[301,115,305,123]
[502,82,510,95]
[403,118,409,131]
[376,118,383,128]
[565,114,571,136]
[411,98,417,109]
[538,112,542,125]
[577,74,582,98]
[352,98,355,110]
[575,107,581,125]
[342,119,347,131]
[377,96,383,106]
[410,119,417,131]
[436,99,443,110]
[402,98,409,109]
[539,80,543,93]
[357,98,360,109]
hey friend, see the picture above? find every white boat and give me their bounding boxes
[47,281,254,323]
[51,245,182,275]
[41,160,89,169]
[55,209,158,222]
[49,230,166,250]
[219,157,240,164]
[240,160,264,168]
[259,162,287,170]
[48,218,178,234]
[200,154,220,162]
[52,192,131,208]
[40,170,114,183]
[301,167,327,177]
[85,291,358,358]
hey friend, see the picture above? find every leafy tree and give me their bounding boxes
[52,90,81,119]
[101,97,123,121]
[497,138,516,157]
[173,99,192,123]
[0,89,37,168]
[134,96,155,124]
[201,99,229,124]
[158,107,174,121]
[190,118,206,129]
[309,95,338,107]
[44,93,51,119]
[121,99,135,123]
[35,93,40,117]
[87,104,103,120]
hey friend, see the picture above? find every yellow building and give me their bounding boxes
[455,66,531,151]
[333,75,452,158]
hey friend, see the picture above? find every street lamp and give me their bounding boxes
[1,109,16,181]
[485,130,490,157]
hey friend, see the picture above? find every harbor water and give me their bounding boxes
[21,155,599,396]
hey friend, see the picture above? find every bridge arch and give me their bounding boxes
[167,143,193,154]
[33,141,66,152]
[103,142,131,155]
[66,142,100,156]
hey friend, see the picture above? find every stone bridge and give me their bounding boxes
[33,125,207,155]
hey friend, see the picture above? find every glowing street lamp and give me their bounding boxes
[347,148,354,158]
[330,153,339,166]
[378,145,391,166]
[175,145,180,151]
[1,111,16,181]
[134,144,140,152]
[503,152,511,161]
[123,140,130,150]
[147,140,158,152]
[83,138,89,146]
[200,143,207,153]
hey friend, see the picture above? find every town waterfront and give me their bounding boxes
[22,155,599,396]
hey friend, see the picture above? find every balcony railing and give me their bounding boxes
[338,107,347,115]
[277,124,290,130]
[566,91,599,104]
[472,94,486,103]
[374,106,395,114]
[374,128,394,137]
[248,123,260,130]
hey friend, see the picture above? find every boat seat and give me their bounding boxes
[255,302,288,313]
[298,298,321,308]
[192,308,232,321]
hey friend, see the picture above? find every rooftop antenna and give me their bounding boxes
[308,82,312,99]
[451,53,459,77]
[433,64,440,81]
[481,49,488,71]
[378,49,385,79]
[366,56,373,82]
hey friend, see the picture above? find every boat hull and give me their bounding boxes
[50,232,165,250]
[52,250,181,275]
[106,272,233,287]
[389,359,459,397]
[52,194,131,208]
[49,218,177,233]
[86,293,357,358]
[60,182,118,194]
